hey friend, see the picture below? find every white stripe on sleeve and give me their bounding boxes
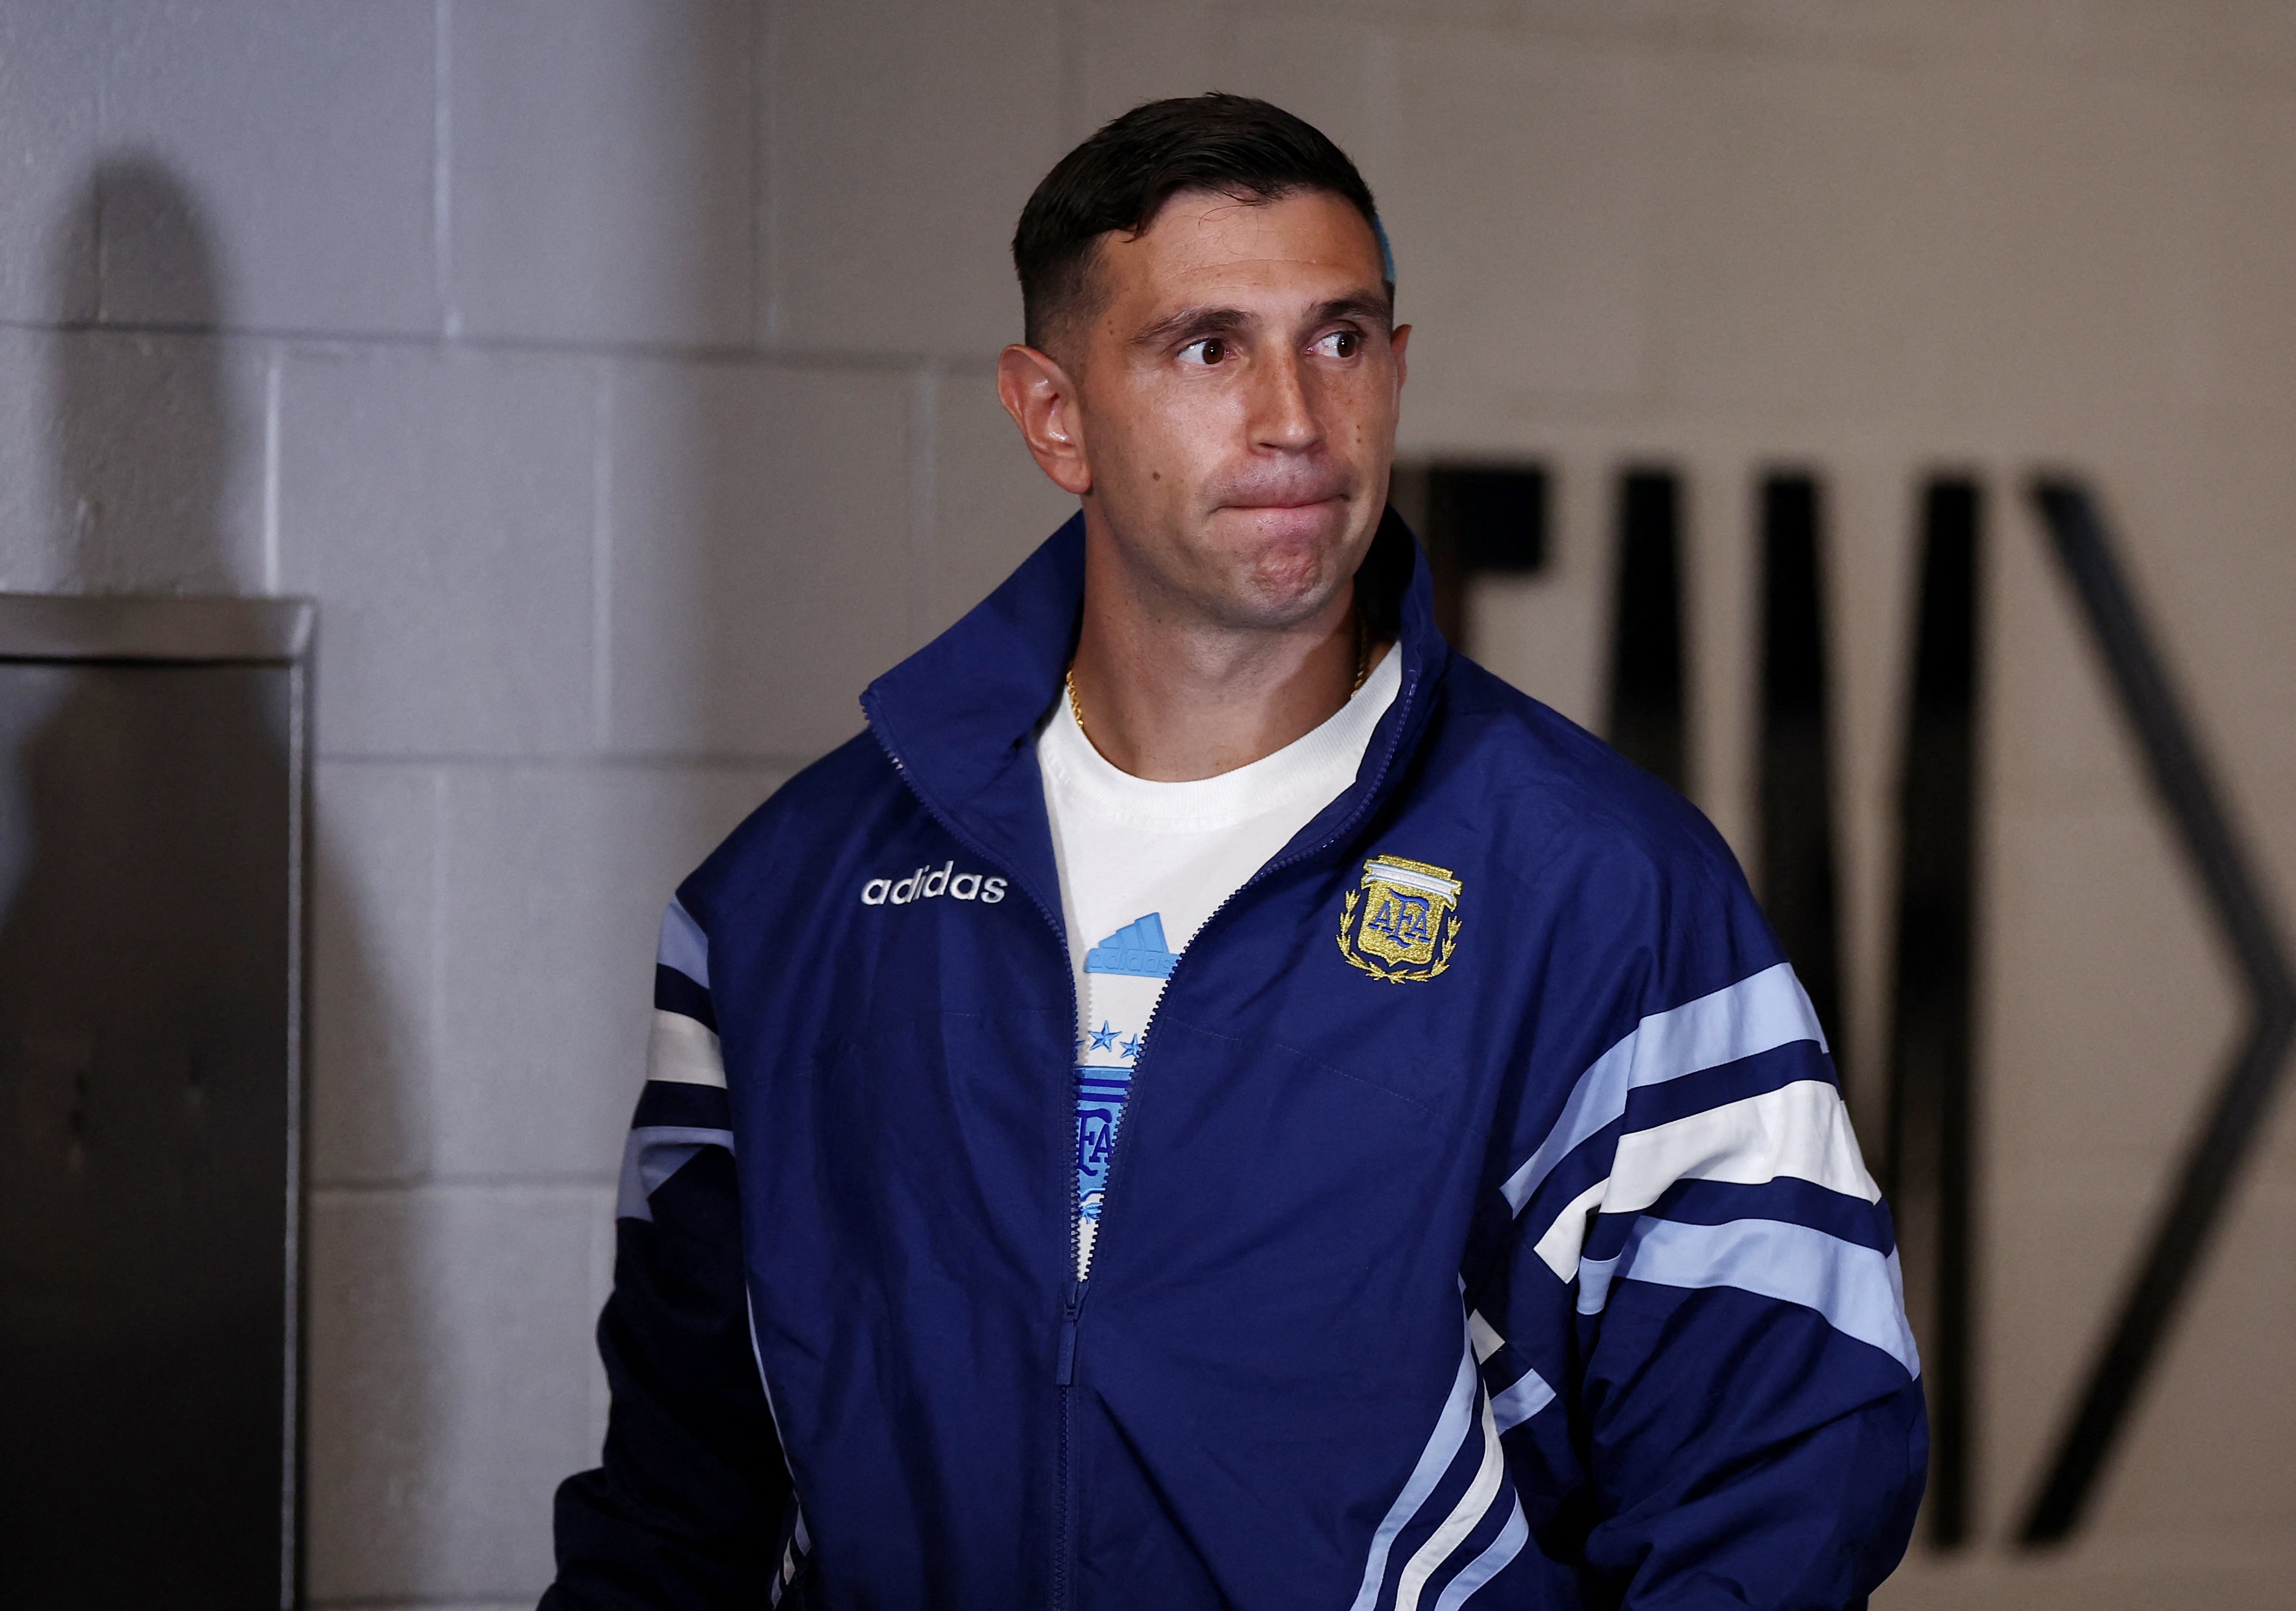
[1533,1080,1874,1282]
[1348,1340,1480,1611]
[1530,1179,1608,1282]
[1503,962,1824,1216]
[647,1007,727,1089]
[1431,1494,1529,1610]
[1607,1079,1876,1214]
[1394,1389,1507,1611]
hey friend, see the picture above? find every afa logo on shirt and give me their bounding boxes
[1337,854,1462,983]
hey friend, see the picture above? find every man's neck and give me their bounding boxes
[1065,550,1380,785]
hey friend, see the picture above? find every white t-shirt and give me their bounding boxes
[1037,647,1402,1276]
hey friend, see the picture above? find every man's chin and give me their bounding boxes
[1211,527,1360,628]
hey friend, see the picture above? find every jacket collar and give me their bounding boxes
[861,505,1450,925]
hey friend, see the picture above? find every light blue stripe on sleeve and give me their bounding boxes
[1348,1340,1480,1611]
[1487,1366,1556,1435]
[1430,1495,1528,1611]
[1502,962,1824,1215]
[1597,1216,1921,1377]
[1575,1249,1625,1315]
[615,1124,736,1221]
[657,897,710,989]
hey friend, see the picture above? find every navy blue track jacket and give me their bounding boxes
[544,511,1926,1610]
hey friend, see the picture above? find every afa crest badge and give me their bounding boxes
[1338,854,1462,983]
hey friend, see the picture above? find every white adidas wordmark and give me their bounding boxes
[861,860,1007,906]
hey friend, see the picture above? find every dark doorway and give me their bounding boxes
[1607,468,1688,794]
[1758,473,1844,1057]
[1884,477,1982,1548]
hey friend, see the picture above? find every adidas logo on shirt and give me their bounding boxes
[861,860,1006,906]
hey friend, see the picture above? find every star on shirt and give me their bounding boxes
[1119,1034,1142,1060]
[1087,1021,1118,1052]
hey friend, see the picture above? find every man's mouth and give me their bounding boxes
[1215,474,1352,512]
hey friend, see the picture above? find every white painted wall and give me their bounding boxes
[1,3,2290,1605]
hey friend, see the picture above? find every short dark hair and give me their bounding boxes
[1012,93,1386,354]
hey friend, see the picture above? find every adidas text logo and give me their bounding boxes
[861,860,1006,907]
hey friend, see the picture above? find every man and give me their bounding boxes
[545,95,1924,1609]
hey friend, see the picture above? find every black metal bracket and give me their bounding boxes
[2017,479,2296,1544]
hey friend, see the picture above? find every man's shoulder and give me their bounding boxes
[676,727,908,929]
[1428,653,1744,900]
[1423,655,1780,1020]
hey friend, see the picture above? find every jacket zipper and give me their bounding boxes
[1057,667,1421,1332]
[869,662,1422,1610]
[863,724,1089,1611]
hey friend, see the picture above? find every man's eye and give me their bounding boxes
[1179,337,1226,367]
[1315,329,1361,359]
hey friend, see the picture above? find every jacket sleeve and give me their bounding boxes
[541,898,797,1611]
[1478,857,1926,1609]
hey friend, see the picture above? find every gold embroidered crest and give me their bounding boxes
[1337,855,1462,983]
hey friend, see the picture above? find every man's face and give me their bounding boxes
[1057,188,1407,630]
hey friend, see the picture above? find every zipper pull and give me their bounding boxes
[1055,1280,1085,1386]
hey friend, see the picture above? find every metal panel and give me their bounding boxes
[0,594,310,1610]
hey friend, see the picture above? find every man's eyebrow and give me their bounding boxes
[1130,289,1398,352]
[1307,290,1395,329]
[1129,303,1254,350]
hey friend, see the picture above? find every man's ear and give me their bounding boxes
[997,344,1092,497]
[1389,323,1411,393]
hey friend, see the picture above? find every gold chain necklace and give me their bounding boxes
[1066,613,1371,748]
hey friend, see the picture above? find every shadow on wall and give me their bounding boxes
[0,156,397,1610]
[54,159,245,592]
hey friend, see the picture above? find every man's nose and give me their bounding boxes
[1249,352,1323,454]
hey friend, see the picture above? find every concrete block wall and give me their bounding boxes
[3,3,2292,1605]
